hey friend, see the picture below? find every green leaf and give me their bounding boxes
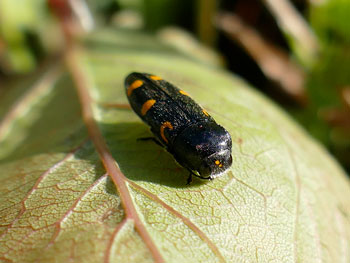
[310,0,350,44]
[0,0,48,72]
[1,28,350,262]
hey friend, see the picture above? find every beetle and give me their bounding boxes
[124,72,232,183]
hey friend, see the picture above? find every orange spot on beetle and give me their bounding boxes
[127,80,143,96]
[202,109,209,116]
[141,99,156,116]
[160,121,173,143]
[215,160,223,168]
[180,90,190,96]
[150,75,162,80]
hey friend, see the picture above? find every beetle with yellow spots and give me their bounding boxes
[125,72,232,183]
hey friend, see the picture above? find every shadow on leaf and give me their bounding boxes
[99,121,207,188]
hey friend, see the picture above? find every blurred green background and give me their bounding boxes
[0,0,349,173]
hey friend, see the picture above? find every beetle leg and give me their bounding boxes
[186,170,203,185]
[186,173,193,185]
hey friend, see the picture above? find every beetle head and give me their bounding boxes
[172,121,232,179]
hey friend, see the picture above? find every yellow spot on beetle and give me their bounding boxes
[150,75,162,80]
[160,121,173,143]
[215,160,223,167]
[202,109,209,116]
[141,99,156,116]
[127,80,143,96]
[180,90,190,96]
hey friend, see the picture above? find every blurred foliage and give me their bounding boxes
[0,0,47,72]
[310,0,350,44]
[299,0,350,169]
[0,0,349,172]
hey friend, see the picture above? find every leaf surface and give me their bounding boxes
[0,29,350,263]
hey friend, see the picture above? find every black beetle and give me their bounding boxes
[125,72,232,183]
